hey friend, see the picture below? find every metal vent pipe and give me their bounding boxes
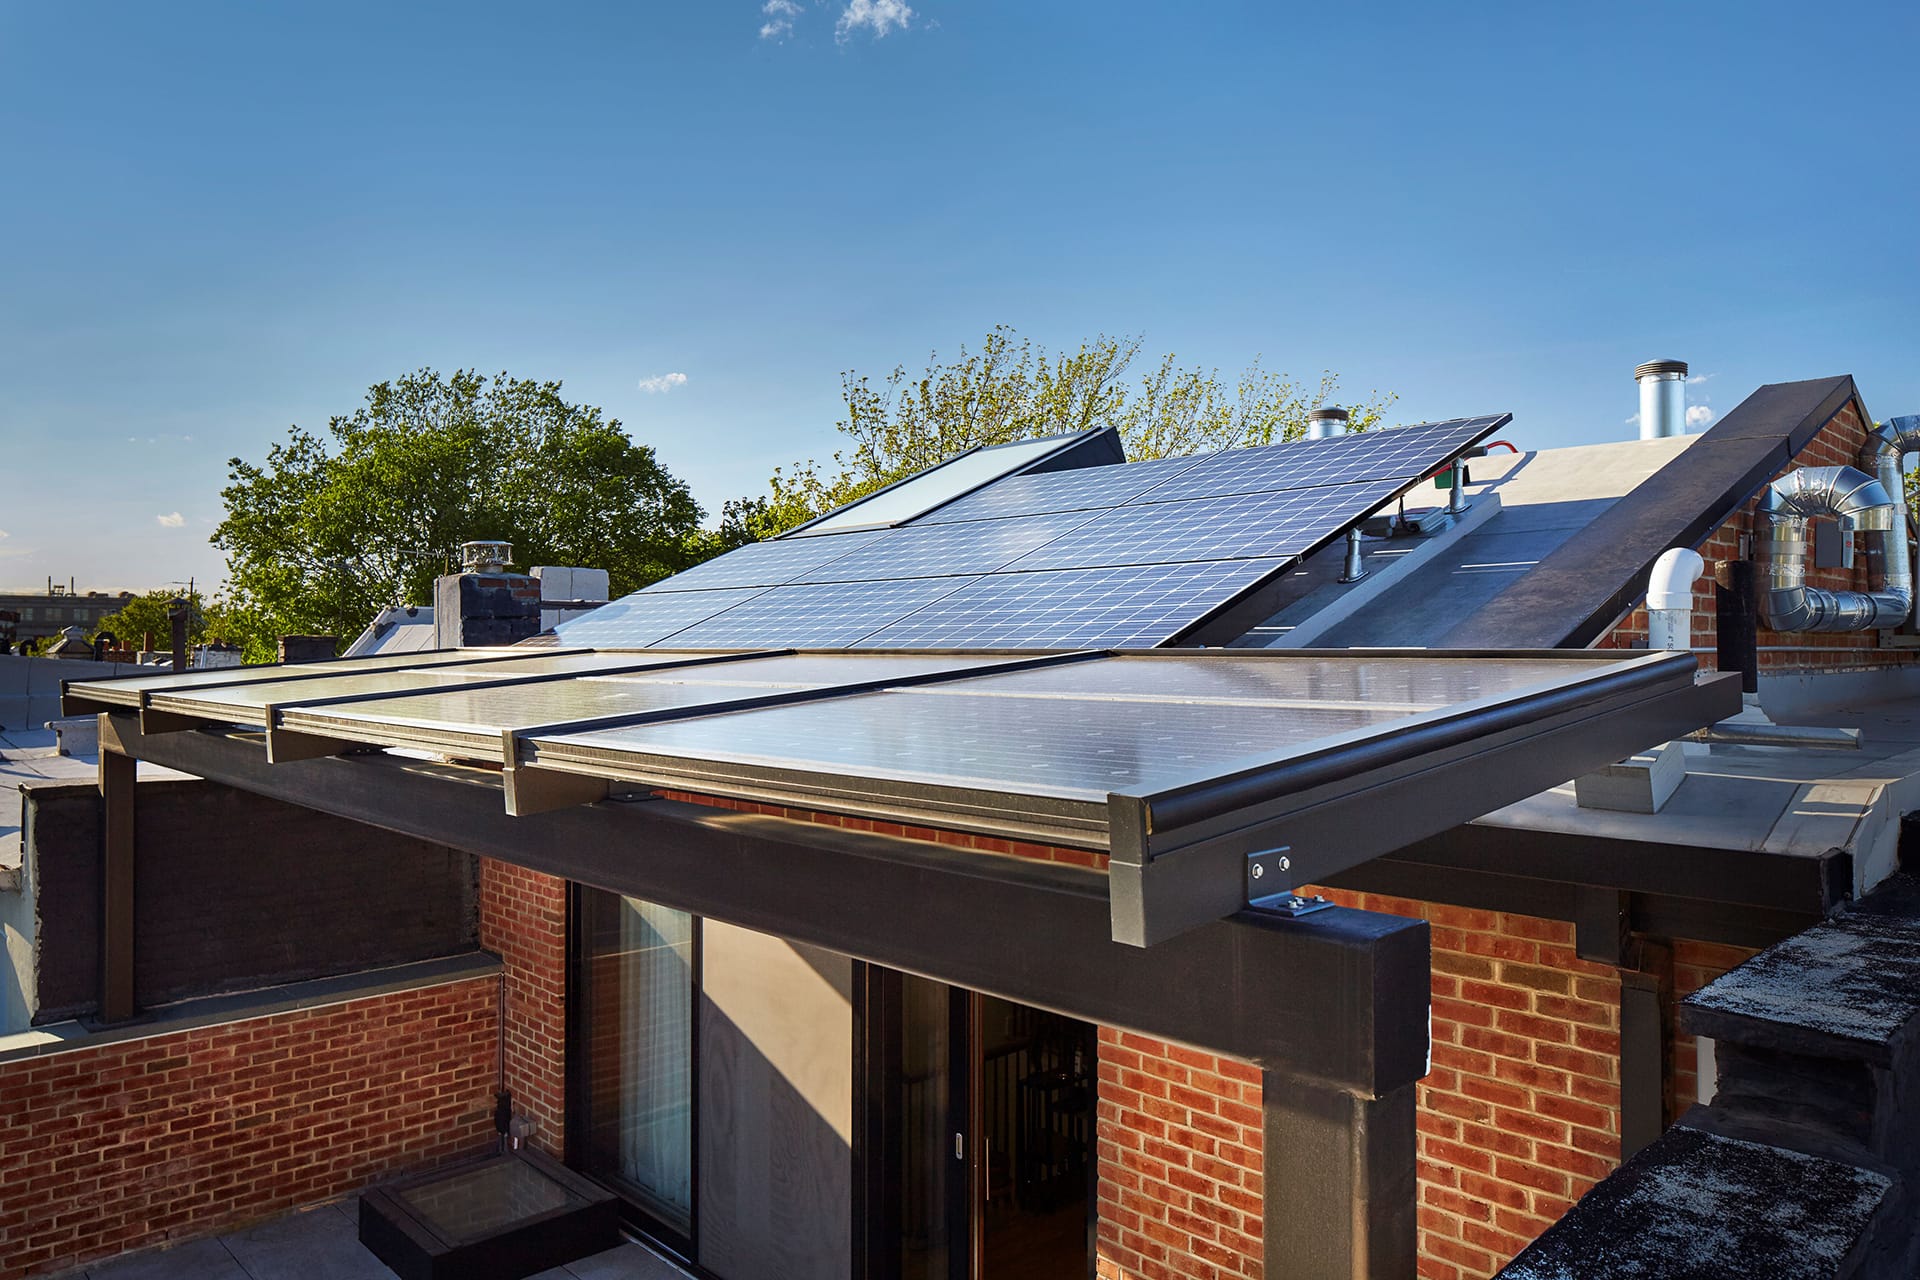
[1635,359,1688,440]
[1307,406,1350,441]
[1859,414,1920,630]
[1756,466,1906,632]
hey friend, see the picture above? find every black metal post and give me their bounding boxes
[1263,1079,1417,1279]
[98,745,136,1023]
[1620,970,1668,1157]
[1715,560,1759,695]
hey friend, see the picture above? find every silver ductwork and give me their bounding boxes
[1635,359,1688,440]
[1859,414,1920,630]
[1757,466,1906,632]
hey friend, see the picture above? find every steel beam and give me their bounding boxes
[98,745,136,1023]
[99,714,1430,1097]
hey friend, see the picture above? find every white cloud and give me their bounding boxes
[1686,372,1714,385]
[157,512,185,528]
[760,0,801,39]
[1624,413,1640,426]
[837,0,913,41]
[0,529,9,540]
[1685,405,1716,428]
[637,372,689,394]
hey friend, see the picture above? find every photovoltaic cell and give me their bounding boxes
[659,577,980,649]
[636,529,884,592]
[555,587,768,648]
[1004,478,1405,572]
[788,510,1105,583]
[855,561,1284,649]
[912,453,1214,524]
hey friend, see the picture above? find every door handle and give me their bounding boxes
[954,1132,963,1160]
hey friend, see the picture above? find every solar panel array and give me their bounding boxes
[555,414,1508,650]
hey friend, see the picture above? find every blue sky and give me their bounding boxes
[1,1,1915,593]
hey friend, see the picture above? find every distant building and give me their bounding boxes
[0,582,135,650]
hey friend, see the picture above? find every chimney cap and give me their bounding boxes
[1634,359,1689,380]
[1307,406,1351,422]
[461,540,515,573]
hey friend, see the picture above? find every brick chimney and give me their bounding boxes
[434,540,542,649]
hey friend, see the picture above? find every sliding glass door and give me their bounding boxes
[571,891,697,1248]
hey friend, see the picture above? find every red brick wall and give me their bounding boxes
[1601,400,1918,673]
[1669,940,1758,1117]
[478,858,568,1157]
[1095,1030,1264,1280]
[0,977,497,1280]
[1307,889,1622,1280]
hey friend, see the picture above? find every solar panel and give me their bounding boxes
[1139,416,1509,504]
[855,561,1284,649]
[555,587,768,648]
[1003,477,1405,572]
[558,412,1506,651]
[788,510,1105,583]
[658,577,980,649]
[637,530,883,592]
[913,453,1214,524]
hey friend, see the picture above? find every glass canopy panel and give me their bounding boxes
[60,649,547,707]
[894,653,1585,710]
[283,653,1015,742]
[531,689,1413,802]
[789,435,1084,536]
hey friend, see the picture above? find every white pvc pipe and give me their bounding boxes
[1647,547,1706,651]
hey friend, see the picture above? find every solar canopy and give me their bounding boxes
[66,641,1732,944]
[557,415,1508,651]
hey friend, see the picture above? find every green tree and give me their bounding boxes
[214,369,707,659]
[744,326,1394,539]
[91,590,253,653]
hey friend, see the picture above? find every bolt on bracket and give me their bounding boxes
[1245,846,1335,918]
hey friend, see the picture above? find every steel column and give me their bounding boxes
[1263,1079,1418,1279]
[98,745,136,1022]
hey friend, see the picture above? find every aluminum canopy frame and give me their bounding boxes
[66,645,1738,946]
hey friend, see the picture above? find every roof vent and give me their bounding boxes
[461,540,514,573]
[1634,359,1688,440]
[1307,406,1350,441]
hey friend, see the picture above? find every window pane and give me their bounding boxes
[579,893,695,1235]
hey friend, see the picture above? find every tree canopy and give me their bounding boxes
[736,326,1395,539]
[214,369,706,659]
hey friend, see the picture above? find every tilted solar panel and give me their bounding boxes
[912,453,1214,524]
[658,577,980,649]
[786,509,1104,583]
[1139,416,1508,504]
[556,587,767,648]
[556,413,1508,650]
[854,561,1285,649]
[1003,477,1406,572]
[636,529,883,592]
